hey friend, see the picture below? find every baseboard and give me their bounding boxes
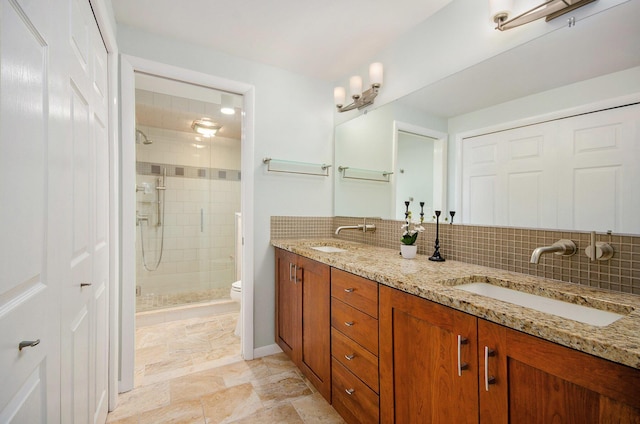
[253,343,283,358]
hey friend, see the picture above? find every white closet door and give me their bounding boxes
[462,103,640,233]
[0,0,61,422]
[59,0,110,423]
[462,122,558,228]
[555,104,640,234]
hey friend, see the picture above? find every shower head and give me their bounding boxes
[136,129,152,145]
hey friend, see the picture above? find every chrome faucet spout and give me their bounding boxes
[530,239,577,264]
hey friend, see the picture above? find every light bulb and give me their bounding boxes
[369,62,383,86]
[349,76,362,98]
[334,87,346,106]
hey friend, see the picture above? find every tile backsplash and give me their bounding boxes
[271,216,640,295]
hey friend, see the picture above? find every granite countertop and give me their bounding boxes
[271,238,640,370]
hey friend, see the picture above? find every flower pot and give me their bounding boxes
[400,244,417,259]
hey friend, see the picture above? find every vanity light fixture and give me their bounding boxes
[220,94,235,115]
[191,118,221,138]
[490,0,595,31]
[334,62,383,113]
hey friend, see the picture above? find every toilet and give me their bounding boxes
[230,213,242,337]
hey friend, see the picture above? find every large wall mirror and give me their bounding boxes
[334,0,640,234]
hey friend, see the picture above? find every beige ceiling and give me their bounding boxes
[111,0,453,81]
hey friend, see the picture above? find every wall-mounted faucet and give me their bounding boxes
[335,218,376,235]
[530,239,577,264]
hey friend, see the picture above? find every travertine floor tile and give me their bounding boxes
[229,403,304,423]
[138,398,205,424]
[291,393,346,423]
[106,381,170,422]
[251,370,313,407]
[108,311,347,423]
[169,369,227,403]
[201,383,262,424]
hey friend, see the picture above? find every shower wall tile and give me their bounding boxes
[136,126,241,298]
[271,216,640,296]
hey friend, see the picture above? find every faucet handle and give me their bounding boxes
[585,232,613,261]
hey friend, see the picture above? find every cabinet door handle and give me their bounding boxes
[344,353,355,361]
[19,339,40,351]
[345,388,355,395]
[344,321,354,327]
[457,335,469,376]
[289,263,295,282]
[344,287,354,293]
[484,346,496,391]
[80,282,92,287]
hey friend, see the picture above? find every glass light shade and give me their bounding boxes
[369,62,383,86]
[220,94,235,115]
[349,76,363,98]
[191,119,221,138]
[334,87,346,106]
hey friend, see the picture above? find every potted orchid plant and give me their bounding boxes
[400,202,425,259]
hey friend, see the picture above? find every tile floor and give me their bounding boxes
[107,311,345,423]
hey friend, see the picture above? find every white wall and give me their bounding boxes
[118,26,334,348]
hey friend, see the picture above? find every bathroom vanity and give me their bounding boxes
[273,239,640,424]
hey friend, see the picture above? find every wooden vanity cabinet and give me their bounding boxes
[274,248,331,401]
[331,268,380,424]
[379,285,479,424]
[478,319,640,423]
[380,285,640,423]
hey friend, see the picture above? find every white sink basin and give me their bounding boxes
[456,282,625,327]
[310,246,347,253]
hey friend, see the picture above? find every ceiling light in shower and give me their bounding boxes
[191,118,221,138]
[220,94,235,115]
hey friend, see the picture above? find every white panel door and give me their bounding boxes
[462,103,640,233]
[0,0,61,422]
[556,104,640,233]
[60,0,110,423]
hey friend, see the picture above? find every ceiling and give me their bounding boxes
[111,0,453,81]
[135,73,243,139]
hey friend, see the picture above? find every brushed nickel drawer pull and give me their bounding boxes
[457,335,469,376]
[484,346,497,391]
[344,321,354,327]
[19,339,40,351]
[345,354,355,361]
[345,388,355,395]
[344,288,354,293]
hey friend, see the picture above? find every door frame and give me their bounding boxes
[391,121,447,220]
[118,54,256,393]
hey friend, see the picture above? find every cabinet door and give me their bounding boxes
[299,255,331,401]
[479,319,640,423]
[275,249,300,360]
[379,286,478,424]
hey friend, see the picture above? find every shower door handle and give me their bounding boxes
[201,208,204,232]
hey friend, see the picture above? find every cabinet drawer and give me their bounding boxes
[332,298,378,355]
[332,358,379,424]
[332,328,379,393]
[331,268,378,318]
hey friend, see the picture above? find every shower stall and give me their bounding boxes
[134,82,242,313]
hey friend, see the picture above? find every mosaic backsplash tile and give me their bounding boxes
[271,216,640,295]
